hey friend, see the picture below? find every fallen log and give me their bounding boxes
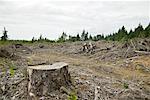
[134,50,150,55]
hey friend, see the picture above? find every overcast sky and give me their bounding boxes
[0,0,149,40]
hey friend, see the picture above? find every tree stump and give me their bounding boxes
[27,62,71,99]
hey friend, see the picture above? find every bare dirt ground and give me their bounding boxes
[0,39,150,100]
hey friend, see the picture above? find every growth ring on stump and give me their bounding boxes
[27,62,71,98]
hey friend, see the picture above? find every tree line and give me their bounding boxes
[1,23,150,43]
[105,23,150,41]
[57,23,150,42]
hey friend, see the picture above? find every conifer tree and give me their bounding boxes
[81,30,86,41]
[76,34,80,41]
[85,32,89,41]
[32,37,35,43]
[144,23,150,37]
[58,32,67,42]
[89,34,93,40]
[134,24,144,38]
[1,27,8,41]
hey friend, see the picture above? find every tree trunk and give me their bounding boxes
[27,62,71,99]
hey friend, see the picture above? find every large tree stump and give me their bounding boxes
[27,62,71,99]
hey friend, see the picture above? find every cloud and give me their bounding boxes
[0,0,149,40]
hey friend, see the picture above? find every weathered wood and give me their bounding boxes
[27,62,71,99]
[134,50,150,54]
[60,86,71,95]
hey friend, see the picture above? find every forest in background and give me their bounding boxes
[0,23,150,44]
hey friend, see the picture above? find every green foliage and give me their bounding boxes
[38,34,44,42]
[128,29,133,39]
[144,23,150,37]
[69,36,78,42]
[128,23,145,38]
[134,24,144,37]
[57,32,67,42]
[9,65,16,77]
[107,26,128,41]
[7,61,17,77]
[0,23,149,43]
[89,34,93,40]
[93,34,105,41]
[68,30,91,42]
[31,37,35,43]
[81,30,85,41]
[85,32,89,41]
[76,34,80,41]
[68,33,81,42]
[123,83,129,89]
[68,93,77,100]
[81,30,89,41]
[105,23,150,41]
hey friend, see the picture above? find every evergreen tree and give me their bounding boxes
[1,27,8,41]
[101,34,105,39]
[76,34,80,41]
[96,34,104,40]
[93,36,97,41]
[58,32,67,42]
[128,29,133,39]
[31,37,35,43]
[38,34,43,41]
[134,24,144,38]
[105,34,111,41]
[85,32,89,41]
[89,34,93,40]
[81,30,86,41]
[69,35,72,40]
[105,23,149,41]
[144,23,150,37]
[68,35,78,42]
[114,26,128,41]
[62,32,67,40]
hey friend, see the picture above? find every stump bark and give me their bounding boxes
[27,62,71,99]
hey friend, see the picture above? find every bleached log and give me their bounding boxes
[134,50,150,54]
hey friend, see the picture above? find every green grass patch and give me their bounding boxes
[123,83,129,89]
[68,92,78,100]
